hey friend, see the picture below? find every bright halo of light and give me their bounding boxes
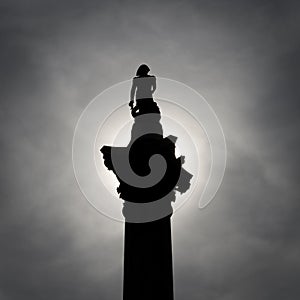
[72,78,226,222]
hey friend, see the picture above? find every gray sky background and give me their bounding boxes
[0,0,299,299]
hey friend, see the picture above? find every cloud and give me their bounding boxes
[0,0,299,299]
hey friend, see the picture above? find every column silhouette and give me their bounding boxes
[100,64,192,300]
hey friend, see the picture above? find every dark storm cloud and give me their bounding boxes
[1,0,299,299]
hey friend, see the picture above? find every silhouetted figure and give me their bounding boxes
[100,64,192,300]
[129,64,160,117]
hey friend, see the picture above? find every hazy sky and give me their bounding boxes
[1,0,299,299]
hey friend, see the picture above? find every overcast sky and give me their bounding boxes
[0,0,299,299]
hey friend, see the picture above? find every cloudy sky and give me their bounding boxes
[1,0,299,299]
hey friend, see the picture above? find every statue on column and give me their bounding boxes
[100,64,192,300]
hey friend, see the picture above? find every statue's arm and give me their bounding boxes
[151,76,156,93]
[129,79,137,107]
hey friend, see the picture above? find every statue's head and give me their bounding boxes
[136,64,150,77]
